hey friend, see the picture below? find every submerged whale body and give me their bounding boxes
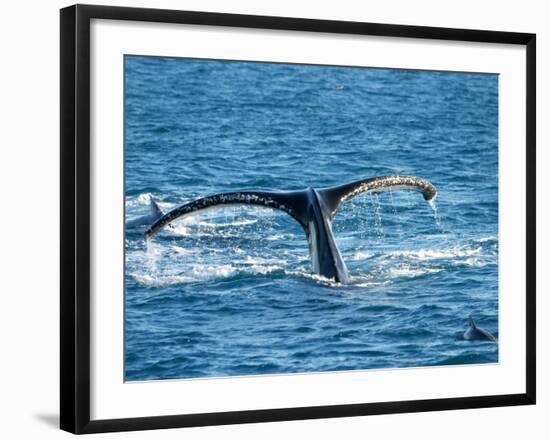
[463,315,497,342]
[127,197,164,229]
[145,176,437,283]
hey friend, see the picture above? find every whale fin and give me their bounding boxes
[146,190,310,239]
[149,197,163,216]
[317,175,437,219]
[464,315,497,342]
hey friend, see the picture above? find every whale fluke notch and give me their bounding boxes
[145,175,437,283]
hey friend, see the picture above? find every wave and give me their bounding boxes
[126,192,156,207]
[350,251,375,261]
[130,262,332,288]
[129,243,293,287]
[127,240,494,288]
[131,263,237,287]
[388,266,443,278]
[350,238,497,270]
[126,199,497,288]
[164,220,260,238]
[126,192,172,211]
[131,272,195,287]
[478,236,498,243]
[385,247,482,261]
[350,267,440,288]
[244,255,287,266]
[266,233,288,241]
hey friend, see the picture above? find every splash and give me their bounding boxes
[145,237,161,261]
[142,237,162,284]
[283,269,341,287]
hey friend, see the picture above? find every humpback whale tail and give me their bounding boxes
[145,176,437,283]
[316,176,437,219]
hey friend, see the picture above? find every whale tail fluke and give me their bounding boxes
[145,190,311,239]
[144,175,437,283]
[146,176,437,238]
[317,176,437,219]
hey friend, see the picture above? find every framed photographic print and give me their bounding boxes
[60,4,536,434]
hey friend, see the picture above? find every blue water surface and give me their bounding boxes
[124,56,498,381]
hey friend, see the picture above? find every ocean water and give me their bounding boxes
[124,56,498,381]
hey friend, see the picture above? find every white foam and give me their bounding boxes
[478,236,498,243]
[354,280,392,288]
[135,192,155,205]
[249,265,281,275]
[191,264,236,279]
[463,258,482,266]
[244,256,285,265]
[168,246,193,257]
[351,251,374,261]
[131,262,238,287]
[131,272,193,287]
[283,269,340,286]
[386,247,482,261]
[388,266,442,278]
[166,223,192,236]
[125,193,175,213]
[266,233,286,241]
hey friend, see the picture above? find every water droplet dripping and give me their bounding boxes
[428,198,442,228]
[370,193,384,238]
[389,190,404,239]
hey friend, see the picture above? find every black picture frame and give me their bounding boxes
[60,4,536,434]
